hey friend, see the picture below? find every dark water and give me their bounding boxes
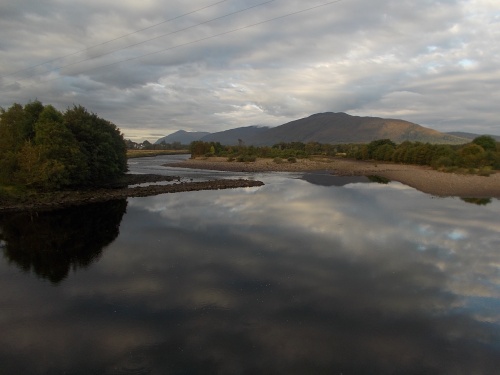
[0,156,499,374]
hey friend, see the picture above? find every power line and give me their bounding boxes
[3,0,276,85]
[43,0,277,78]
[11,0,344,87]
[0,0,232,80]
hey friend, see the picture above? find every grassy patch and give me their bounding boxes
[236,155,256,162]
[127,149,189,158]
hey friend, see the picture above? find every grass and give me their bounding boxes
[127,149,189,158]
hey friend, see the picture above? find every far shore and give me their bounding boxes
[166,157,500,198]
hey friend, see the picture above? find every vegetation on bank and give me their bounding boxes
[125,139,189,151]
[127,149,189,158]
[0,101,127,196]
[190,137,500,174]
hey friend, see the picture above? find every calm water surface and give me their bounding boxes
[0,155,499,374]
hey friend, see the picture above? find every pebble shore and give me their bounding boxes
[0,175,264,213]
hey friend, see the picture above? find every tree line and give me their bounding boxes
[0,101,127,191]
[190,140,345,160]
[190,136,500,173]
[350,137,500,172]
[125,139,188,150]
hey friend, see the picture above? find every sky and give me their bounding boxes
[1,0,499,142]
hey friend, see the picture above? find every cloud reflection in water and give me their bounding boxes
[0,174,499,374]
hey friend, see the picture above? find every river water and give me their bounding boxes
[0,155,499,374]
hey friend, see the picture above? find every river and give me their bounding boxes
[0,155,499,374]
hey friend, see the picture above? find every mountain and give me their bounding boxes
[446,132,500,141]
[155,112,473,146]
[245,112,469,146]
[155,130,210,145]
[201,125,270,145]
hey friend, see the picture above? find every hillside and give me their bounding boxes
[155,112,472,146]
[201,125,270,145]
[155,130,210,144]
[247,112,468,145]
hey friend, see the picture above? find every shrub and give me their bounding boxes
[287,157,297,163]
[432,156,453,169]
[236,155,256,162]
[478,167,493,176]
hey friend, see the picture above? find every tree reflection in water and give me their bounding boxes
[0,199,127,283]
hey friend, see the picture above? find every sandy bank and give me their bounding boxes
[166,157,500,198]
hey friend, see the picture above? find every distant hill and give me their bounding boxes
[155,130,210,145]
[155,112,473,146]
[201,125,270,145]
[224,112,468,146]
[446,132,500,141]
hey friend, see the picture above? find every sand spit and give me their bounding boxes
[166,157,500,198]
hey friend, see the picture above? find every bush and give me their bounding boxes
[287,157,297,163]
[478,167,493,176]
[236,155,256,162]
[432,156,453,169]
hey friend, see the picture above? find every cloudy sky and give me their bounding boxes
[1,0,499,141]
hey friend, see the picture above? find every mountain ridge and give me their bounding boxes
[155,130,210,145]
[155,112,477,145]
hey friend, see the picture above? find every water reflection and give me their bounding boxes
[461,197,493,206]
[0,169,499,374]
[0,199,127,283]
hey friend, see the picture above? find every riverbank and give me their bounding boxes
[0,174,264,213]
[166,157,500,198]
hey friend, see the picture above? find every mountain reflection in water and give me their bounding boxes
[0,157,498,374]
[300,171,372,186]
[0,199,127,283]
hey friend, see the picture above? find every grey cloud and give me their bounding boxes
[1,0,499,140]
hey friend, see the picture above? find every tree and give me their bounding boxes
[190,141,210,157]
[21,100,44,141]
[0,103,27,184]
[458,143,485,168]
[64,105,127,184]
[367,139,396,159]
[0,101,127,190]
[472,135,496,152]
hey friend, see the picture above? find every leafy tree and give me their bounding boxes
[21,100,44,141]
[458,143,485,168]
[0,103,25,152]
[472,135,496,152]
[64,105,127,184]
[0,101,127,190]
[141,140,153,149]
[28,105,87,188]
[190,141,210,157]
[0,103,28,183]
[367,139,396,159]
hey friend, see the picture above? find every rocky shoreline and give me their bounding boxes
[166,157,500,198]
[0,174,264,213]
